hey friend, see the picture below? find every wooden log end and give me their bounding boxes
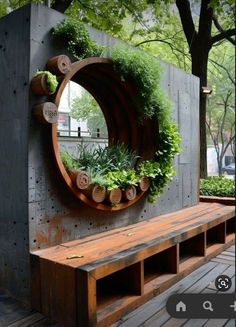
[33,102,58,124]
[76,171,91,190]
[123,185,137,201]
[46,55,72,75]
[139,176,150,192]
[91,185,107,203]
[107,188,122,204]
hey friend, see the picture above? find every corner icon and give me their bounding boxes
[176,301,187,312]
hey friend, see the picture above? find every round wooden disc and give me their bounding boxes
[139,176,150,192]
[47,55,72,75]
[124,185,137,201]
[76,171,91,190]
[107,188,122,204]
[91,185,107,203]
[33,102,58,124]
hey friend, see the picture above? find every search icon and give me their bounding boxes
[203,301,214,312]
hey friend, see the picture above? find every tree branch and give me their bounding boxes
[209,58,236,86]
[122,3,150,31]
[51,0,73,12]
[175,0,197,49]
[211,28,236,46]
[135,38,190,59]
[212,14,236,45]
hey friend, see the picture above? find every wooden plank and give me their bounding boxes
[223,319,236,327]
[32,203,221,260]
[77,269,97,327]
[33,204,234,270]
[202,319,229,327]
[40,258,55,317]
[142,307,170,327]
[200,196,235,206]
[160,317,186,327]
[216,254,236,261]
[0,294,31,326]
[30,254,41,311]
[68,207,235,277]
[226,246,235,253]
[222,251,235,257]
[181,319,207,327]
[211,258,235,266]
[7,313,46,327]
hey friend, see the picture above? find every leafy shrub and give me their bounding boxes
[103,169,139,191]
[60,151,80,173]
[111,45,171,126]
[200,177,235,198]
[52,18,104,59]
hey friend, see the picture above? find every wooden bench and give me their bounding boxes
[31,202,235,327]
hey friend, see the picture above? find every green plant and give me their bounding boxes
[60,151,80,173]
[110,45,171,126]
[52,18,104,59]
[34,70,58,93]
[200,176,235,198]
[52,21,182,204]
[104,169,139,191]
[145,123,181,203]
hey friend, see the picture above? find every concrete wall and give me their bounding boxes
[0,4,199,304]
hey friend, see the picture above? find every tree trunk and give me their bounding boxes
[191,48,209,178]
[176,0,213,179]
[218,157,223,176]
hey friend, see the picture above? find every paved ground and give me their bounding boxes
[0,245,235,327]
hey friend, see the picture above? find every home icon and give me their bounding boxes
[176,301,187,312]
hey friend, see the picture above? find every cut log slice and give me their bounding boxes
[47,55,72,75]
[123,185,137,201]
[106,188,122,204]
[33,102,58,124]
[76,171,91,190]
[92,185,107,203]
[82,185,107,203]
[139,176,150,192]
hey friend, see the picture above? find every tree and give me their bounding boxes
[70,89,108,136]
[206,91,235,175]
[206,44,235,176]
[175,0,235,178]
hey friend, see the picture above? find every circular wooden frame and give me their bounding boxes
[52,57,159,211]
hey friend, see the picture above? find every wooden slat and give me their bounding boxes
[30,254,41,312]
[33,205,234,275]
[77,270,97,327]
[33,204,234,268]
[7,313,46,327]
[200,196,235,206]
[32,203,221,258]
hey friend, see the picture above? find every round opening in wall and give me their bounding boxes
[52,57,159,211]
